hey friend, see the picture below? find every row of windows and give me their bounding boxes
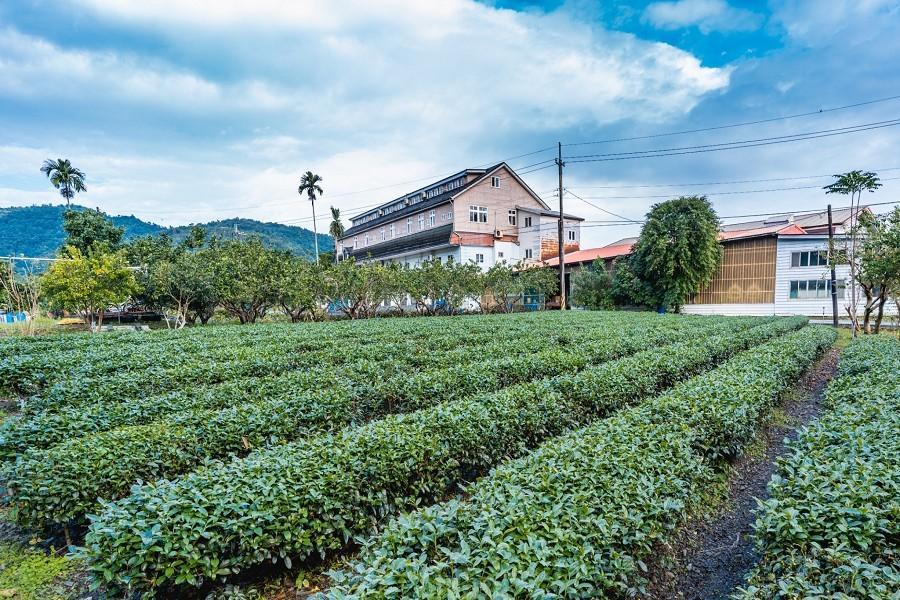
[354,208,455,248]
[788,279,846,300]
[791,250,828,267]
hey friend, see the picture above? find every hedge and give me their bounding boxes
[736,335,899,599]
[1,321,636,457]
[8,315,737,528]
[81,317,804,594]
[324,326,835,599]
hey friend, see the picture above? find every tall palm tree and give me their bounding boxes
[824,170,881,337]
[41,158,86,207]
[328,206,345,262]
[298,171,324,262]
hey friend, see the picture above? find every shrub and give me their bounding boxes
[736,336,899,599]
[82,317,804,595]
[325,326,835,598]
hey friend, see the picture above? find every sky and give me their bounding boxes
[1,0,899,247]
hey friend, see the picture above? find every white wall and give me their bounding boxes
[682,303,776,316]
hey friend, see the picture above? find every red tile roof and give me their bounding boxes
[543,241,634,267]
[718,223,806,241]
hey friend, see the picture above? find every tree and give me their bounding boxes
[124,233,178,310]
[855,207,900,333]
[210,238,282,324]
[571,261,614,310]
[298,171,324,262]
[1,260,41,335]
[329,206,345,263]
[41,158,86,207]
[40,246,139,330]
[276,254,323,322]
[62,208,125,254]
[610,256,655,307]
[824,170,882,336]
[519,265,558,310]
[631,196,721,312]
[321,258,384,319]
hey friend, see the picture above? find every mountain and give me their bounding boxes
[0,204,333,259]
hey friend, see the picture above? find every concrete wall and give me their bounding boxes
[452,165,545,238]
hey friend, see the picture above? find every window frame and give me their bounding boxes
[491,176,501,188]
[508,210,517,226]
[469,205,488,223]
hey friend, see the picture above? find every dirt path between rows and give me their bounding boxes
[642,345,841,600]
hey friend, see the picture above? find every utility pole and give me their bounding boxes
[556,141,566,310]
[827,204,839,327]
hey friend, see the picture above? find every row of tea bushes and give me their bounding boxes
[20,313,627,413]
[7,316,739,528]
[324,326,836,598]
[81,317,804,594]
[737,335,899,599]
[1,311,624,394]
[0,312,696,458]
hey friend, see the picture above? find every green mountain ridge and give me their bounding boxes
[0,204,333,259]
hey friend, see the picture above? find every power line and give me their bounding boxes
[563,167,900,190]
[563,189,642,223]
[564,94,900,147]
[565,118,900,162]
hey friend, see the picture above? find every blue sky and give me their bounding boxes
[1,0,899,247]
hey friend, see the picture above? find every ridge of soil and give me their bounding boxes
[641,345,841,600]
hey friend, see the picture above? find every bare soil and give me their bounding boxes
[642,346,841,600]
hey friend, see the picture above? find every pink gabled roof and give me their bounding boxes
[718,223,806,241]
[543,241,634,267]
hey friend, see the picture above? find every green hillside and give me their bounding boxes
[0,205,333,258]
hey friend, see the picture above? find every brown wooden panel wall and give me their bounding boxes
[689,237,776,304]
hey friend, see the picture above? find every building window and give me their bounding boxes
[353,236,358,249]
[406,217,412,233]
[469,205,488,223]
[380,228,386,241]
[389,224,395,239]
[364,234,369,246]
[475,253,484,263]
[791,250,828,267]
[789,279,844,299]
[491,176,501,188]
[446,254,454,264]
[523,216,532,228]
[525,248,533,259]
[567,230,576,241]
[498,251,504,259]
[508,210,517,226]
[419,213,425,230]
[429,210,436,227]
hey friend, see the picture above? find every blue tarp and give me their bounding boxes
[1,312,28,324]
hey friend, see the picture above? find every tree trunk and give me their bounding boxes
[873,293,888,334]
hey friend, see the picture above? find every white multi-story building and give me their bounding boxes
[337,162,582,269]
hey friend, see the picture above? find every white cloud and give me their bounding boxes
[643,0,764,33]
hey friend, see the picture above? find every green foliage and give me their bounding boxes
[209,238,287,323]
[631,196,722,311]
[39,246,139,326]
[0,543,74,600]
[0,205,331,261]
[61,208,124,253]
[855,207,900,332]
[40,158,86,206]
[326,326,834,598]
[81,316,801,594]
[737,336,900,599]
[571,260,613,310]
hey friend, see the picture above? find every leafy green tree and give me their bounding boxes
[210,237,283,324]
[41,158,86,207]
[277,254,323,322]
[825,170,882,335]
[40,246,139,329]
[152,250,217,328]
[124,234,178,310]
[298,171,324,262]
[855,207,900,333]
[519,265,558,310]
[571,261,614,310]
[631,196,721,312]
[610,257,653,307]
[329,206,345,263]
[321,258,384,319]
[62,208,125,254]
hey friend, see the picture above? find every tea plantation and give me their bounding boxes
[0,312,893,598]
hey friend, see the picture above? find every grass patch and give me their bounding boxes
[0,543,75,600]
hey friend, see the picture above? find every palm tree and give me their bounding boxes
[298,171,324,262]
[41,158,86,207]
[328,206,345,262]
[824,170,881,337]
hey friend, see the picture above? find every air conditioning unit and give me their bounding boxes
[494,229,503,239]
